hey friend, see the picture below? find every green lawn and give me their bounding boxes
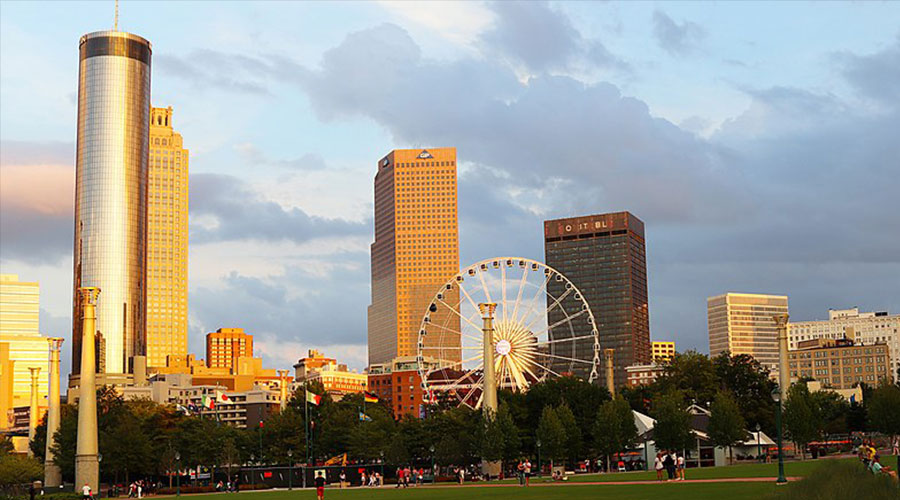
[510,456,899,483]
[188,482,777,500]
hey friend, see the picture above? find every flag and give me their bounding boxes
[363,392,379,403]
[216,390,231,404]
[176,404,190,415]
[306,391,322,406]
[850,394,857,404]
[187,403,198,413]
[359,412,372,422]
[201,395,215,410]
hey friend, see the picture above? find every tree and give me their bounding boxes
[593,397,638,471]
[812,390,849,435]
[868,383,900,442]
[651,392,694,453]
[656,351,718,407]
[783,383,821,459]
[555,404,581,466]
[0,454,43,488]
[708,391,748,464]
[713,353,776,435]
[536,406,566,468]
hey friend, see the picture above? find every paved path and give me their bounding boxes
[428,477,801,488]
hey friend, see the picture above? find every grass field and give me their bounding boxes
[188,482,778,500]
[173,457,898,500]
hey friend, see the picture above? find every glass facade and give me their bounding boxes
[72,31,151,376]
[544,212,651,387]
[367,149,460,365]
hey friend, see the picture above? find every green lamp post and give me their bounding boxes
[287,450,293,490]
[175,452,181,497]
[536,439,542,478]
[772,387,787,485]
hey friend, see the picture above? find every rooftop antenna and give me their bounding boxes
[114,0,119,31]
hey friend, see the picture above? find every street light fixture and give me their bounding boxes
[771,387,787,485]
[536,439,542,478]
[287,450,293,490]
[429,445,436,484]
[175,452,181,497]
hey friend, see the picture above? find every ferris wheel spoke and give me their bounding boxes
[457,281,483,318]
[436,297,483,332]
[517,272,552,327]
[525,286,574,332]
[531,360,564,378]
[477,269,493,305]
[460,375,484,406]
[511,267,529,321]
[534,334,598,347]
[530,309,587,338]
[540,351,596,365]
[443,361,485,390]
[473,390,485,410]
[500,264,508,322]
[427,320,482,345]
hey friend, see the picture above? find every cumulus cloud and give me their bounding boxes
[480,1,628,73]
[652,10,706,56]
[835,33,900,108]
[235,143,328,171]
[190,173,369,244]
[156,50,274,95]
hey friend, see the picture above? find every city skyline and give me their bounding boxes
[1,1,898,379]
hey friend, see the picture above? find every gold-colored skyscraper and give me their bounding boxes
[368,148,460,365]
[145,106,189,368]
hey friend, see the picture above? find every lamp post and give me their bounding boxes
[771,387,787,485]
[429,445,436,484]
[380,451,385,484]
[97,454,102,498]
[287,450,293,490]
[756,423,762,463]
[175,452,181,497]
[536,439,542,478]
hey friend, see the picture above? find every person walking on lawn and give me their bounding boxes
[314,471,326,500]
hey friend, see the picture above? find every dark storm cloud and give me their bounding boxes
[480,1,628,73]
[190,258,370,350]
[0,205,71,264]
[652,10,706,56]
[189,173,369,244]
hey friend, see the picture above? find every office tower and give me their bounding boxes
[789,308,899,382]
[72,31,152,380]
[544,212,651,387]
[0,275,49,411]
[367,148,460,365]
[707,292,789,374]
[652,341,676,363]
[146,106,189,368]
[206,328,253,369]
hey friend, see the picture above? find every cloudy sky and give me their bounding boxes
[1,1,898,380]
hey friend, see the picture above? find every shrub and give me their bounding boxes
[768,460,898,500]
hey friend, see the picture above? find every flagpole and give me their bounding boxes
[305,389,310,467]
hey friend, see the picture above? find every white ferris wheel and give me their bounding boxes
[416,257,600,409]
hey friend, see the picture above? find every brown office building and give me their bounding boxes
[206,328,253,369]
[544,212,651,388]
[788,338,891,389]
[367,148,460,365]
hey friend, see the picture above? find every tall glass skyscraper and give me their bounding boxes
[544,212,651,388]
[72,31,152,379]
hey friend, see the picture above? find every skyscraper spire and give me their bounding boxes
[114,0,119,31]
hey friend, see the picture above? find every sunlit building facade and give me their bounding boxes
[544,212,652,387]
[146,106,189,368]
[367,148,460,365]
[72,31,152,380]
[0,275,49,411]
[206,328,253,370]
[707,292,789,374]
[652,341,676,363]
